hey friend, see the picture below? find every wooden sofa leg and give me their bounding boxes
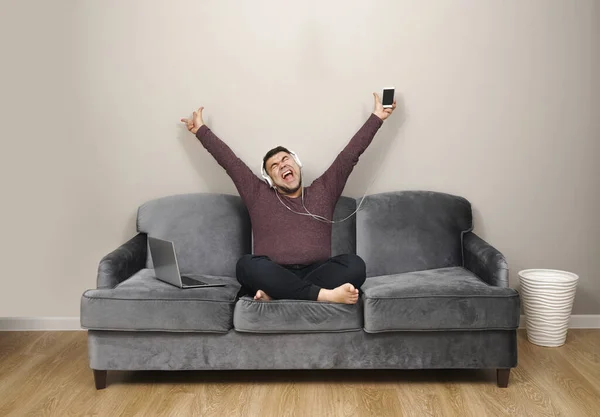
[93,370,107,390]
[497,369,510,388]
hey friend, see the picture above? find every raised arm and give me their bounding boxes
[313,93,396,198]
[181,107,262,206]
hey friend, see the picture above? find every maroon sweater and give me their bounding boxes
[195,114,383,265]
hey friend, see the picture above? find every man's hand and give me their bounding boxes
[372,93,397,121]
[181,107,205,134]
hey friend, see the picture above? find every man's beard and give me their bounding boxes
[276,176,302,195]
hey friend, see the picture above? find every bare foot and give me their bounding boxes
[317,283,359,304]
[254,290,272,301]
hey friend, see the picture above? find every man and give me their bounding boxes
[181,93,396,304]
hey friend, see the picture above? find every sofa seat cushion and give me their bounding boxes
[362,267,520,332]
[81,269,240,332]
[233,296,363,333]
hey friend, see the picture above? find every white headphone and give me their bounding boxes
[261,150,365,224]
[261,150,302,188]
[260,108,393,223]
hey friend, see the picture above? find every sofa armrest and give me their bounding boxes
[463,232,509,287]
[97,233,147,289]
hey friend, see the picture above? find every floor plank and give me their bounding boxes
[0,330,598,417]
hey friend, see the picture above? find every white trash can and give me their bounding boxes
[518,269,579,347]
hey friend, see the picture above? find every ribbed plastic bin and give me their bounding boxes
[518,269,579,347]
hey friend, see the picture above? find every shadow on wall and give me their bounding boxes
[344,94,407,197]
[471,205,487,238]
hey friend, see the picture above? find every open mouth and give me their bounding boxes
[281,169,294,183]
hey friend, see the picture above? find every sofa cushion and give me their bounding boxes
[137,193,252,277]
[357,191,473,277]
[331,196,357,256]
[81,269,240,332]
[233,296,363,333]
[362,267,520,332]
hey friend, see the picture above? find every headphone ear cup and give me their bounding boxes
[264,174,273,187]
[261,165,274,188]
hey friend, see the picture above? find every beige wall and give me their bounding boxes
[1,0,598,317]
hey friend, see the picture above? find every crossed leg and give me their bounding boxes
[235,254,366,304]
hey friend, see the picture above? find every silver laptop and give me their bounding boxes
[148,237,226,289]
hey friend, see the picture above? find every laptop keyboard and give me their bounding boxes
[181,275,208,286]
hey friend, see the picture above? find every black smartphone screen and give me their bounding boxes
[382,89,394,106]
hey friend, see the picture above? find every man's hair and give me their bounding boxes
[262,146,291,173]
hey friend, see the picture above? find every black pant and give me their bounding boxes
[236,254,367,301]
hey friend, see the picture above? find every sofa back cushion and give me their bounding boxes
[137,193,251,277]
[331,196,357,256]
[356,191,473,278]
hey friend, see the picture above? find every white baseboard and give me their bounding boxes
[1,316,598,331]
[519,315,600,329]
[0,317,82,331]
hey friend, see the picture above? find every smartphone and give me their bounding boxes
[382,87,395,108]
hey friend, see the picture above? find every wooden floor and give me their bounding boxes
[0,330,599,417]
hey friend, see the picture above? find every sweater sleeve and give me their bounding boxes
[313,114,383,198]
[195,125,262,207]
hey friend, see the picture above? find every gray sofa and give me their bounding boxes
[80,190,520,389]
